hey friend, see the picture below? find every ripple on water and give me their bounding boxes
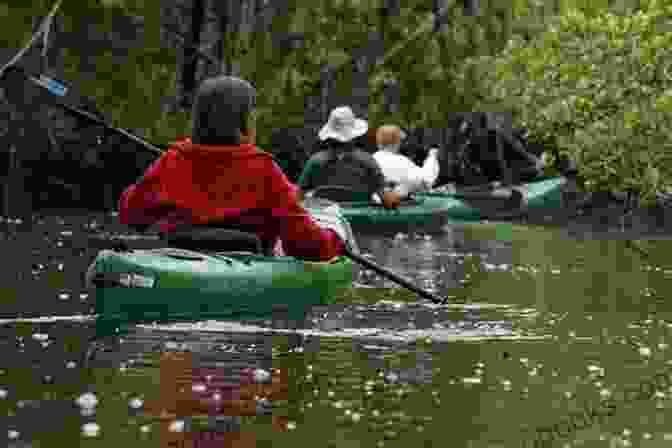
[136,317,546,344]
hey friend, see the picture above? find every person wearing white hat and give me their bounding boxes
[298,106,401,209]
[373,125,441,197]
[317,105,369,142]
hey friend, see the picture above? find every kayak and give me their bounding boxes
[333,195,456,233]
[417,176,567,221]
[86,199,358,331]
[313,176,567,233]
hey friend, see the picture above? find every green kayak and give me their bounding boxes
[86,199,358,331]
[417,176,567,221]
[332,195,455,232]
[312,176,567,232]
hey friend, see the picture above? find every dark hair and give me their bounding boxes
[191,76,256,145]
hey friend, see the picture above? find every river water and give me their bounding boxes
[0,211,671,448]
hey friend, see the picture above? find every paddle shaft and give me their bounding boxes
[1,66,165,156]
[342,247,446,304]
[427,182,522,201]
[59,100,164,156]
[453,189,516,201]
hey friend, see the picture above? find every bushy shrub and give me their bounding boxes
[452,0,672,203]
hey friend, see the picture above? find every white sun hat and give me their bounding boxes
[318,106,369,142]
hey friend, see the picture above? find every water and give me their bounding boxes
[0,212,671,447]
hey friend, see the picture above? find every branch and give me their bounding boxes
[0,0,64,76]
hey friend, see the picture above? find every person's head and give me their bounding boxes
[191,75,257,146]
[318,106,368,147]
[376,125,407,153]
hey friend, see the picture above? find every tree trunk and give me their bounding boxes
[3,81,39,226]
[463,0,481,16]
[159,1,186,114]
[217,0,245,77]
[351,51,370,120]
[0,15,67,225]
[433,0,450,33]
[382,78,400,116]
[180,0,206,108]
[197,0,224,80]
[320,65,336,124]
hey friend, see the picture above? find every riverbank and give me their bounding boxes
[518,179,672,241]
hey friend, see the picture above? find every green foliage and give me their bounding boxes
[11,0,648,169]
[237,0,525,133]
[5,0,522,149]
[452,1,672,203]
[2,0,191,144]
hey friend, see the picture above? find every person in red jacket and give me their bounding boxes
[118,75,344,261]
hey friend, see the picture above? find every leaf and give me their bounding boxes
[645,165,661,186]
[100,0,123,8]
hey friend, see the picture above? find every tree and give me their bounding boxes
[452,1,672,203]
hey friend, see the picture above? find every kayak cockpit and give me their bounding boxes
[161,227,268,255]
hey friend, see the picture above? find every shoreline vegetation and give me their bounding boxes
[452,1,672,206]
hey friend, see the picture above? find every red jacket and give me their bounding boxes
[118,138,344,261]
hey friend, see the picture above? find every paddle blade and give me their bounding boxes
[1,65,68,97]
[29,73,68,97]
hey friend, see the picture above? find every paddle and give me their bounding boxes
[452,187,522,202]
[341,247,447,304]
[0,65,166,156]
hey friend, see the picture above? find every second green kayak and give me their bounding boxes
[329,176,567,232]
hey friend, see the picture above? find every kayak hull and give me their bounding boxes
[337,176,567,233]
[88,199,357,331]
[91,250,355,325]
[336,195,454,234]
